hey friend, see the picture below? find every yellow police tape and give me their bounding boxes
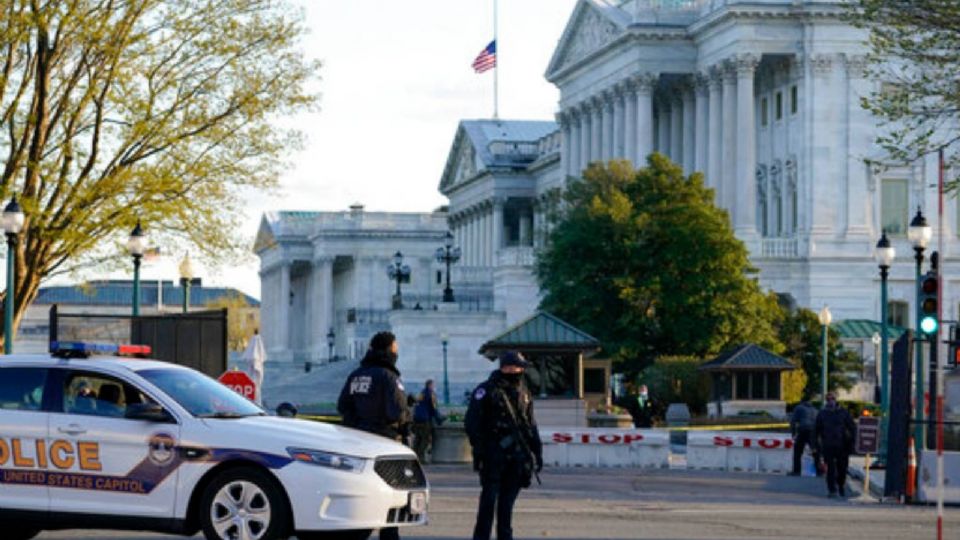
[296,415,787,432]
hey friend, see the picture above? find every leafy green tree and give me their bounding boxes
[850,1,960,171]
[639,356,711,416]
[776,308,862,399]
[0,0,319,345]
[537,155,783,374]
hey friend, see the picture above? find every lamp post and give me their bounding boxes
[178,253,194,314]
[435,232,462,303]
[907,207,931,455]
[126,220,146,317]
[2,195,24,354]
[326,327,335,362]
[875,230,896,462]
[441,331,450,405]
[871,332,882,402]
[819,305,832,401]
[386,251,411,309]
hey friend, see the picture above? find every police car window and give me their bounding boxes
[139,368,263,417]
[63,372,150,418]
[0,367,46,411]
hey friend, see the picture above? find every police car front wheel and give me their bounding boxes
[199,466,292,540]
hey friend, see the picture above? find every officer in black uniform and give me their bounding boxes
[465,351,543,540]
[337,331,411,540]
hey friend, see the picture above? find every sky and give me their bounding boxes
[59,0,580,299]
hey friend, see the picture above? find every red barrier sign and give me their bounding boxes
[713,435,794,450]
[551,432,645,445]
[218,370,257,400]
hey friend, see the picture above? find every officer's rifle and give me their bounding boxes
[497,390,541,486]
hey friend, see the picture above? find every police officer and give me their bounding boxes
[465,351,543,540]
[337,331,411,540]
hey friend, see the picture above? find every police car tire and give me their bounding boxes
[296,530,373,540]
[199,466,291,540]
[7,527,39,540]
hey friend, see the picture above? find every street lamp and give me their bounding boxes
[441,331,450,405]
[2,195,24,354]
[326,327,335,362]
[875,229,895,462]
[178,253,194,314]
[435,232,462,303]
[386,250,411,309]
[126,220,146,317]
[871,332,882,401]
[818,305,832,401]
[907,207,931,454]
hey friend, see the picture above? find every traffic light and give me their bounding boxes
[919,270,938,334]
[949,325,960,369]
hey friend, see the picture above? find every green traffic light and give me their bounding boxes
[920,316,938,335]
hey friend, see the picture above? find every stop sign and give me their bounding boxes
[218,370,257,401]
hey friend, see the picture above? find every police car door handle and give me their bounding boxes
[57,424,87,435]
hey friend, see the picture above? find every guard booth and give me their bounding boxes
[698,344,796,419]
[478,311,605,426]
[48,304,227,377]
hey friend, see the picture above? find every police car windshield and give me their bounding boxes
[138,368,264,418]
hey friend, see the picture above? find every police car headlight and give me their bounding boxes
[287,448,367,473]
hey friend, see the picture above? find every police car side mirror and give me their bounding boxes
[126,402,174,423]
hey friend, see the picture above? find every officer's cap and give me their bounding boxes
[499,351,529,368]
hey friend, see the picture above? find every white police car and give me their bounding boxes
[0,342,428,540]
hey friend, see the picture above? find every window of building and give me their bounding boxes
[881,178,909,235]
[761,97,769,127]
[790,85,798,115]
[775,92,783,120]
[733,371,780,400]
[888,300,909,329]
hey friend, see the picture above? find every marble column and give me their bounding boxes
[670,97,683,164]
[465,211,473,266]
[845,54,870,236]
[635,74,656,164]
[569,111,581,176]
[682,83,696,173]
[694,74,710,174]
[580,103,591,171]
[532,201,541,248]
[657,102,670,156]
[493,197,504,261]
[559,112,572,177]
[707,67,723,195]
[311,256,334,360]
[624,82,638,165]
[519,207,532,246]
[613,85,626,159]
[590,98,602,164]
[279,262,291,355]
[721,60,738,213]
[734,53,759,236]
[488,203,496,265]
[601,92,614,161]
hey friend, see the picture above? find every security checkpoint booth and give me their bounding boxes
[698,344,796,420]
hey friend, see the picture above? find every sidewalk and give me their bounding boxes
[847,455,887,500]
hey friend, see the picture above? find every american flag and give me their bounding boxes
[471,40,496,73]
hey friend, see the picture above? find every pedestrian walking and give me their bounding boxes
[789,398,820,476]
[337,331,411,540]
[412,379,445,462]
[815,392,856,498]
[465,351,543,540]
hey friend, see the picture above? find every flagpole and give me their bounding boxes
[493,0,499,120]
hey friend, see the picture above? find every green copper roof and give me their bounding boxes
[479,311,600,356]
[699,344,796,372]
[833,319,906,340]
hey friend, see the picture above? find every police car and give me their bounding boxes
[0,342,428,540]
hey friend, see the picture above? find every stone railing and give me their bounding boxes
[759,237,800,259]
[496,246,536,267]
[452,266,494,285]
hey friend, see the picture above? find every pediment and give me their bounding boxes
[546,1,626,80]
[439,127,481,193]
[253,215,278,254]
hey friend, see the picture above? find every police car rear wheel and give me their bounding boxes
[296,530,372,540]
[200,467,291,540]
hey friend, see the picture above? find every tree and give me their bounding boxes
[0,0,319,346]
[639,356,711,416]
[851,1,960,171]
[205,292,258,352]
[536,155,783,374]
[776,307,862,400]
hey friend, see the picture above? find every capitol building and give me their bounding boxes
[255,0,959,398]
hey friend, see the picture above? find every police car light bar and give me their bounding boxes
[50,341,152,358]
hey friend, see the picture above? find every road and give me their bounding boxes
[39,465,954,539]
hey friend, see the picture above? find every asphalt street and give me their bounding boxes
[38,465,955,540]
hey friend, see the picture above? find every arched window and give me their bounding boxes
[887,300,909,329]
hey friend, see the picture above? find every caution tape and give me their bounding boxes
[298,415,342,423]
[663,423,789,432]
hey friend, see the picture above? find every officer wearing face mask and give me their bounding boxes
[337,331,411,540]
[465,351,543,540]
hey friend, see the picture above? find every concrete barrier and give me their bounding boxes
[539,428,670,468]
[918,450,960,504]
[687,431,793,473]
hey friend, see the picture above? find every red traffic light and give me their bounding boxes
[921,275,938,294]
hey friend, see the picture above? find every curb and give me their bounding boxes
[848,464,885,499]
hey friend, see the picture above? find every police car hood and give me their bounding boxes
[220,416,414,459]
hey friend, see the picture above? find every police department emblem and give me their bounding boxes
[474,387,486,400]
[148,433,176,466]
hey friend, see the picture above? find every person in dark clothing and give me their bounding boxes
[412,379,444,462]
[465,351,543,540]
[337,331,411,540]
[815,392,856,498]
[789,399,820,476]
